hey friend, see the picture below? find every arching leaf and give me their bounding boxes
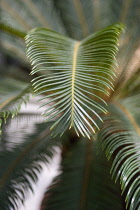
[98,102,140,210]
[25,24,124,138]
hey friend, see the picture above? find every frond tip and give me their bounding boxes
[25,24,125,138]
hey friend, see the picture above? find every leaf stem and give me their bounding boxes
[0,23,26,39]
[70,41,80,128]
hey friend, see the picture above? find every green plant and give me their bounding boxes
[0,1,140,210]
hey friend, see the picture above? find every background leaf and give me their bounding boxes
[41,139,125,210]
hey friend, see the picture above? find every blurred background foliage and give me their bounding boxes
[0,0,140,210]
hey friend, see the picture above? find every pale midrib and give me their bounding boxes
[70,41,80,128]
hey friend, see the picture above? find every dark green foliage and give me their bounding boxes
[41,139,125,210]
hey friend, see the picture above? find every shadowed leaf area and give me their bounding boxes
[41,139,125,210]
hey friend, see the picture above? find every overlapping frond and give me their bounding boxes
[98,103,140,210]
[41,139,124,210]
[0,78,32,134]
[25,24,124,138]
[0,122,61,210]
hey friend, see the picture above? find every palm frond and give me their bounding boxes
[25,24,124,138]
[0,121,62,210]
[41,139,124,210]
[98,102,140,210]
[0,78,32,134]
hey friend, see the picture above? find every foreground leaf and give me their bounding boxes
[26,24,124,138]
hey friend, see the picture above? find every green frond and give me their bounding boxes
[0,78,32,134]
[41,139,124,210]
[25,24,124,138]
[0,121,61,210]
[97,103,140,210]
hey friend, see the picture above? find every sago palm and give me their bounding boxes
[0,0,140,210]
